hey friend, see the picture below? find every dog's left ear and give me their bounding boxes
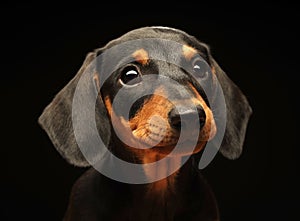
[210,56,252,159]
[38,49,111,167]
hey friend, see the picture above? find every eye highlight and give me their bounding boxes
[192,58,210,79]
[119,65,142,86]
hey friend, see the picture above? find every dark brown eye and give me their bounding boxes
[192,59,210,79]
[119,65,142,86]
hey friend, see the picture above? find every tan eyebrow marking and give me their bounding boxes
[132,48,149,65]
[182,45,197,60]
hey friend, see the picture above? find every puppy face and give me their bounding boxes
[100,42,216,158]
[39,26,252,168]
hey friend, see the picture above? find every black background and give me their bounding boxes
[1,5,299,221]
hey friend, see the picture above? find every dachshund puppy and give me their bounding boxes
[39,26,252,221]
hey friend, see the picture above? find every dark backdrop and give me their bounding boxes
[1,5,298,221]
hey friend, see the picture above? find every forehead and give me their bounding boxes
[131,43,198,66]
[100,39,205,72]
[98,28,211,89]
[102,27,208,60]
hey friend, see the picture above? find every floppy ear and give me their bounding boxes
[38,49,111,167]
[210,58,252,159]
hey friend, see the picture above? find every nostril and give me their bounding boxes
[169,109,181,131]
[170,116,181,130]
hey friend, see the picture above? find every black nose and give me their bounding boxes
[168,106,206,131]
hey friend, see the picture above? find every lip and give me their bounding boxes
[136,130,203,146]
[145,139,205,157]
[130,131,206,156]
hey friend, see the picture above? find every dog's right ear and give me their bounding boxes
[38,49,111,167]
[210,57,252,160]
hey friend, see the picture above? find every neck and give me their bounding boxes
[143,155,181,199]
[136,155,197,207]
[109,134,197,202]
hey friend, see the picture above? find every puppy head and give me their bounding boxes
[38,26,252,167]
[100,45,217,160]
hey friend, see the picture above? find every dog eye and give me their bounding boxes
[119,65,142,86]
[192,59,209,79]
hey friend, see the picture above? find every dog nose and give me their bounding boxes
[168,106,206,131]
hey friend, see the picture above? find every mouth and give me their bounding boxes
[149,140,207,157]
[131,129,207,157]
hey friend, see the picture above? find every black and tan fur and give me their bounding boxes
[39,26,252,221]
